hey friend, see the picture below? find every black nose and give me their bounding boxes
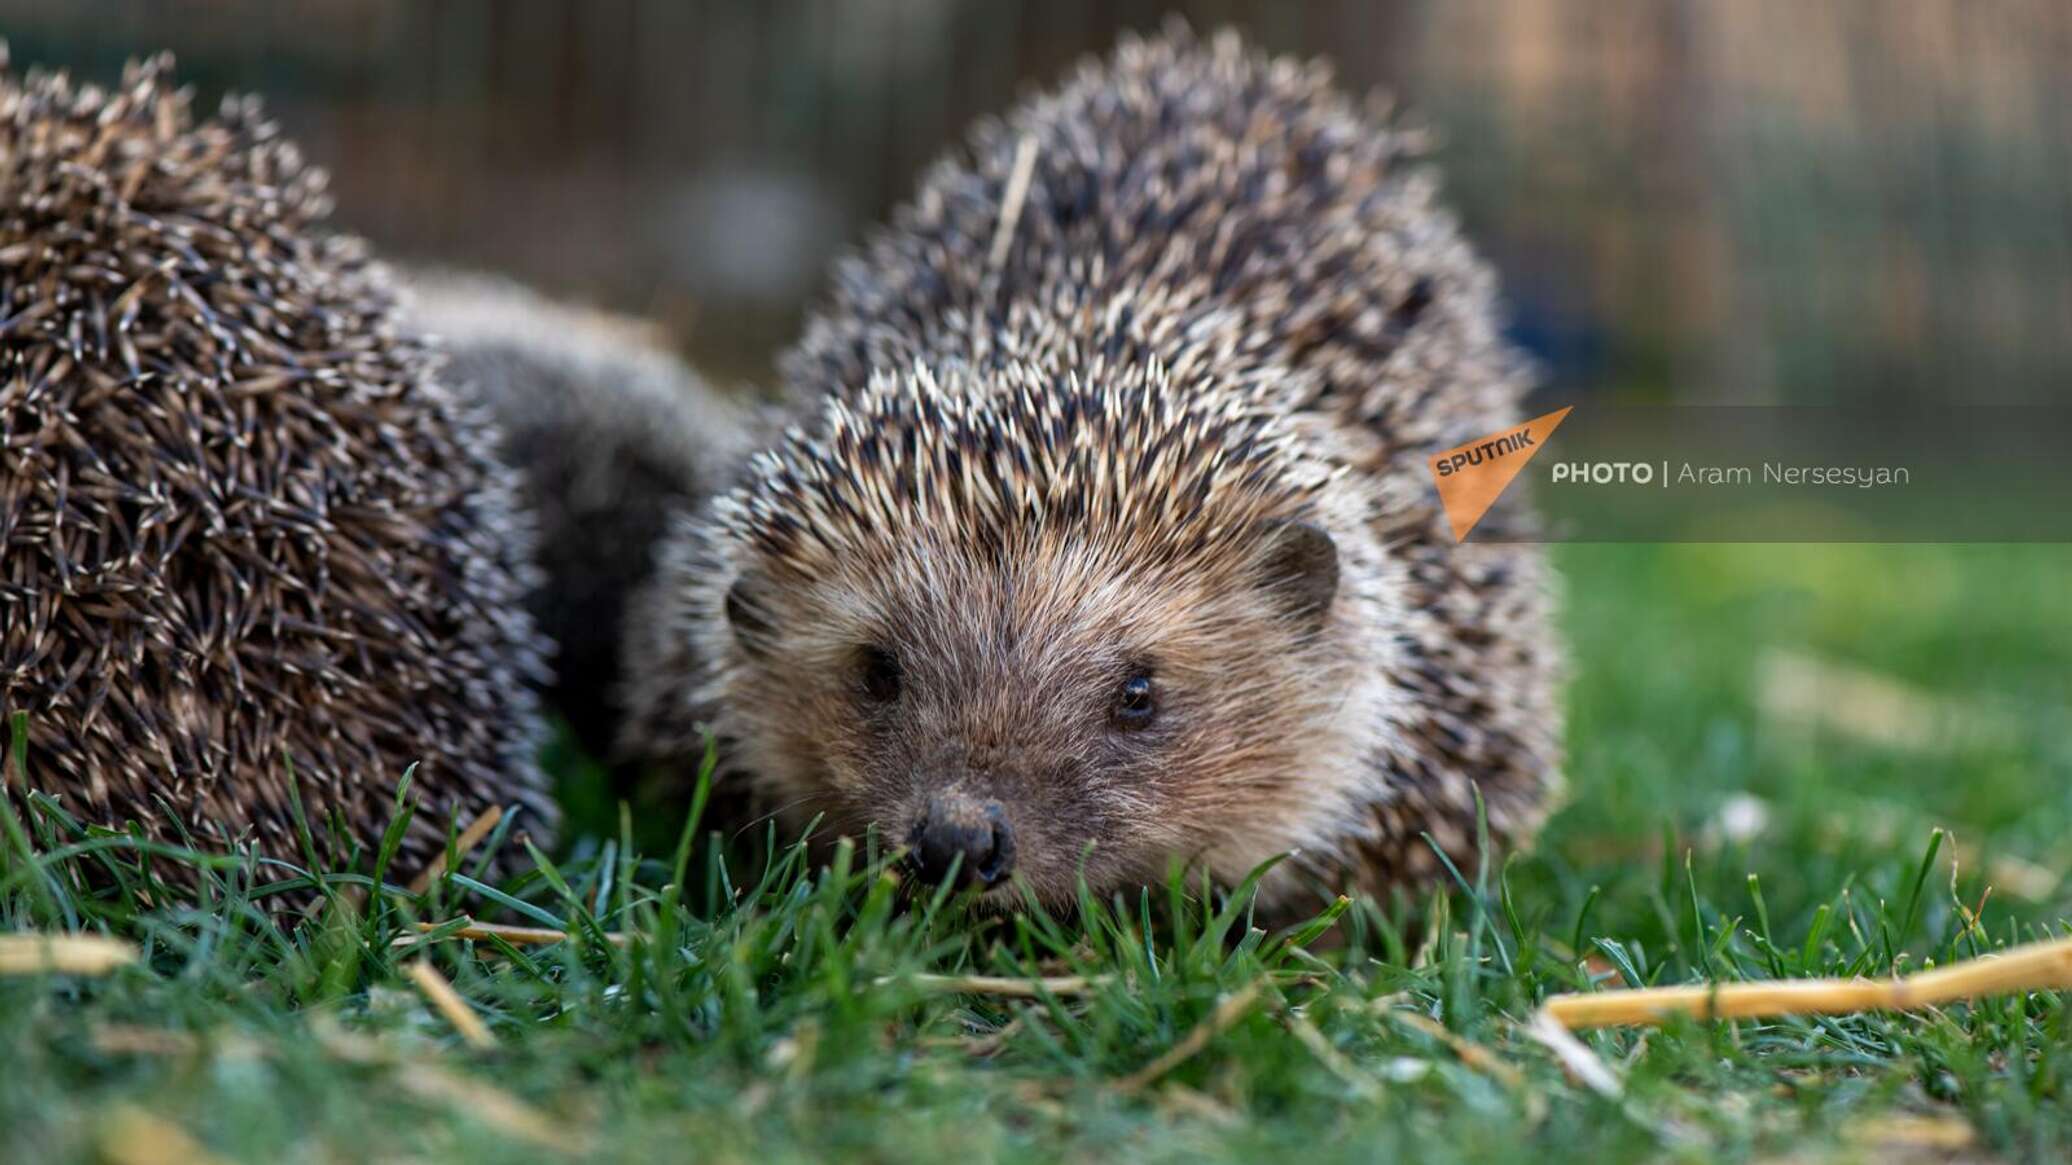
[908,796,1015,889]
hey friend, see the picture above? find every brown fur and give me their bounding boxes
[621,26,1562,915]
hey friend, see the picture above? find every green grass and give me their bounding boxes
[4,543,2069,1163]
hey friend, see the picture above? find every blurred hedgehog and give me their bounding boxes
[621,26,1562,916]
[0,53,553,878]
[405,273,762,761]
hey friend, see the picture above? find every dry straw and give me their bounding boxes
[401,920,628,949]
[877,972,1112,998]
[405,960,498,1050]
[0,932,139,976]
[1541,933,2072,1030]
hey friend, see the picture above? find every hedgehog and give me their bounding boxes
[0,53,554,881]
[619,26,1563,917]
[404,273,762,761]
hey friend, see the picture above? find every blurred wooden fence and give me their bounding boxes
[5,0,2068,403]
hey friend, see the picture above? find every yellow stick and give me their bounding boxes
[0,932,139,976]
[880,972,1112,998]
[1391,1010,1524,1088]
[408,806,505,894]
[405,960,498,1050]
[99,1105,228,1165]
[400,920,627,948]
[1117,981,1267,1094]
[312,1020,587,1153]
[1544,934,2072,1029]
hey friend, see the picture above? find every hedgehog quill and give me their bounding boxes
[623,27,1563,916]
[0,53,553,878]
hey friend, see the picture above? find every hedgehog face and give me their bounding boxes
[701,364,1380,907]
[720,518,1352,905]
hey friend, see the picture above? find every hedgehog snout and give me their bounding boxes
[905,793,1016,890]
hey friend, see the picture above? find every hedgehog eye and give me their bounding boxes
[858,647,903,703]
[1110,673,1157,729]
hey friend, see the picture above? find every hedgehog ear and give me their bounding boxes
[723,571,780,658]
[1254,519,1339,631]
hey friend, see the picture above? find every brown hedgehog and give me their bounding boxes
[405,273,762,761]
[622,26,1563,916]
[0,53,553,879]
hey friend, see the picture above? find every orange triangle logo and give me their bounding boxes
[1427,407,1571,541]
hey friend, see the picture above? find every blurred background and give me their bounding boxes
[5,0,2069,406]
